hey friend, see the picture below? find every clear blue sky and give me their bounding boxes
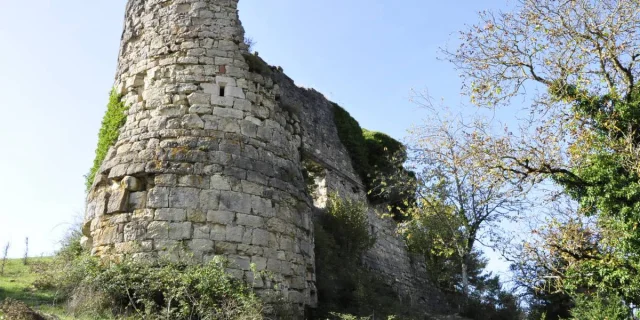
[0,0,510,273]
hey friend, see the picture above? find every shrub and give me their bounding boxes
[332,105,417,219]
[86,89,128,190]
[72,258,263,319]
[314,195,418,319]
[243,53,272,76]
[34,229,265,319]
[332,104,371,182]
[569,293,632,320]
[362,129,417,220]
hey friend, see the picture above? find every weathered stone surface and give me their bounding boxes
[155,208,186,221]
[122,176,143,191]
[83,0,445,315]
[107,188,129,214]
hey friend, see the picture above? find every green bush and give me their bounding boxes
[332,105,417,219]
[314,195,418,319]
[34,231,265,320]
[362,129,416,220]
[569,293,632,320]
[332,104,371,182]
[86,89,129,191]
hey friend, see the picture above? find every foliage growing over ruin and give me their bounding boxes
[242,53,272,76]
[332,105,416,217]
[362,129,417,219]
[33,234,264,320]
[332,103,371,181]
[314,194,415,318]
[85,89,128,191]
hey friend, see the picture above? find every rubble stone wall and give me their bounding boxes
[275,73,449,312]
[83,0,316,310]
[84,0,447,315]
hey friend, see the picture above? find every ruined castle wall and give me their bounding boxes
[274,73,449,312]
[83,0,316,308]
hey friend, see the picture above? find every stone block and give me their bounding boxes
[124,222,146,241]
[215,241,237,254]
[187,92,211,105]
[251,256,267,271]
[146,221,169,240]
[169,222,192,240]
[226,225,245,243]
[182,114,204,129]
[187,209,207,223]
[210,175,231,190]
[169,187,200,209]
[211,96,234,107]
[207,210,234,225]
[210,224,226,241]
[219,191,252,214]
[193,224,210,239]
[236,214,264,228]
[179,175,207,188]
[148,187,170,208]
[107,188,129,214]
[199,189,220,210]
[132,209,154,221]
[154,174,177,186]
[225,86,245,99]
[213,107,243,119]
[252,229,269,246]
[122,176,143,191]
[189,105,212,114]
[238,244,263,256]
[215,76,237,87]
[230,255,251,271]
[202,83,220,95]
[155,208,186,221]
[128,191,147,210]
[241,181,264,196]
[188,239,214,253]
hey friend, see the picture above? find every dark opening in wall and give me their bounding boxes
[219,84,226,97]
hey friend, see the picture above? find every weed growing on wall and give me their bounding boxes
[85,89,128,191]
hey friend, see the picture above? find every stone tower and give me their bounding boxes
[83,0,316,309]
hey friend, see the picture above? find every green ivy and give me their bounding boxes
[332,103,371,182]
[85,89,128,191]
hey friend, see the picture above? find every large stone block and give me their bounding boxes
[169,222,193,240]
[169,187,200,209]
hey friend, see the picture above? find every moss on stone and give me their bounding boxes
[85,89,128,191]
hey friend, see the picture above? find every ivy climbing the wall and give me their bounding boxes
[85,89,128,191]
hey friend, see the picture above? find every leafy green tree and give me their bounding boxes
[402,108,527,298]
[444,0,640,312]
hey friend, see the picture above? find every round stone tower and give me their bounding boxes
[83,0,316,309]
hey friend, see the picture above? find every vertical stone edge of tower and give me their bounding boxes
[82,0,317,311]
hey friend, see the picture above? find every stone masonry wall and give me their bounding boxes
[84,0,448,315]
[274,72,450,313]
[83,0,316,311]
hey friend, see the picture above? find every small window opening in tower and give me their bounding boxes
[219,83,226,97]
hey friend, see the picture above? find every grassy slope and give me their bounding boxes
[0,258,82,320]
